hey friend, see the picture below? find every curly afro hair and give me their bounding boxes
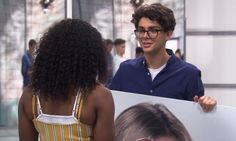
[131,3,176,32]
[31,19,107,100]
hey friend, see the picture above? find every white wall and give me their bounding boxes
[214,0,236,30]
[206,88,236,107]
[186,0,214,29]
[186,0,236,107]
[186,36,236,84]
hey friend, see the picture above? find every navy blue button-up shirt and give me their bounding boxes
[109,50,204,101]
[21,51,34,87]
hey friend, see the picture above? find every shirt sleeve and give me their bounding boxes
[186,70,204,101]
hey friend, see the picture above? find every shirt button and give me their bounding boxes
[150,90,153,93]
[147,73,150,75]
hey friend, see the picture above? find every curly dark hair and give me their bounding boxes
[31,19,107,100]
[131,3,176,32]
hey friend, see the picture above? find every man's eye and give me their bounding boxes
[149,29,157,33]
[137,29,145,33]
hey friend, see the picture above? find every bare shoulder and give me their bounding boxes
[91,85,115,140]
[91,84,114,108]
[94,84,112,96]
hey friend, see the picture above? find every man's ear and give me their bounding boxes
[165,31,173,40]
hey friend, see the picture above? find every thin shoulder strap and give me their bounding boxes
[76,93,84,120]
[32,95,36,119]
[78,94,84,119]
[36,95,43,114]
[71,94,79,116]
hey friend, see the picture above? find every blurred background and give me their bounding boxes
[1,0,236,140]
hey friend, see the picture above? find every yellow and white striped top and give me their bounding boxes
[32,93,93,141]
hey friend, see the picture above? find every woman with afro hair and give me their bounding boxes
[18,19,115,141]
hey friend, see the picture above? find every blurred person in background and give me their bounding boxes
[113,38,127,75]
[21,39,37,88]
[135,46,144,58]
[104,39,114,86]
[175,48,183,60]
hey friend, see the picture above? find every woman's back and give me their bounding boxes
[32,90,93,141]
[19,84,114,141]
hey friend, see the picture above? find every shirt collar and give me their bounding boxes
[141,49,175,67]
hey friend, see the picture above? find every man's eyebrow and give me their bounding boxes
[137,26,162,29]
[148,26,162,29]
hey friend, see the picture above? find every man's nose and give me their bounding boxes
[143,31,149,38]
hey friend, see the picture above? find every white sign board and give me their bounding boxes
[112,90,236,141]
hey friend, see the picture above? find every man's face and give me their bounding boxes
[137,17,172,55]
[116,43,125,56]
[106,43,113,53]
[29,44,37,54]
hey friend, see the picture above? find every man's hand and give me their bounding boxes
[194,96,217,112]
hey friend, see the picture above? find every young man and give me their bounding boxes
[21,39,37,88]
[113,38,127,75]
[104,39,114,86]
[110,3,216,112]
